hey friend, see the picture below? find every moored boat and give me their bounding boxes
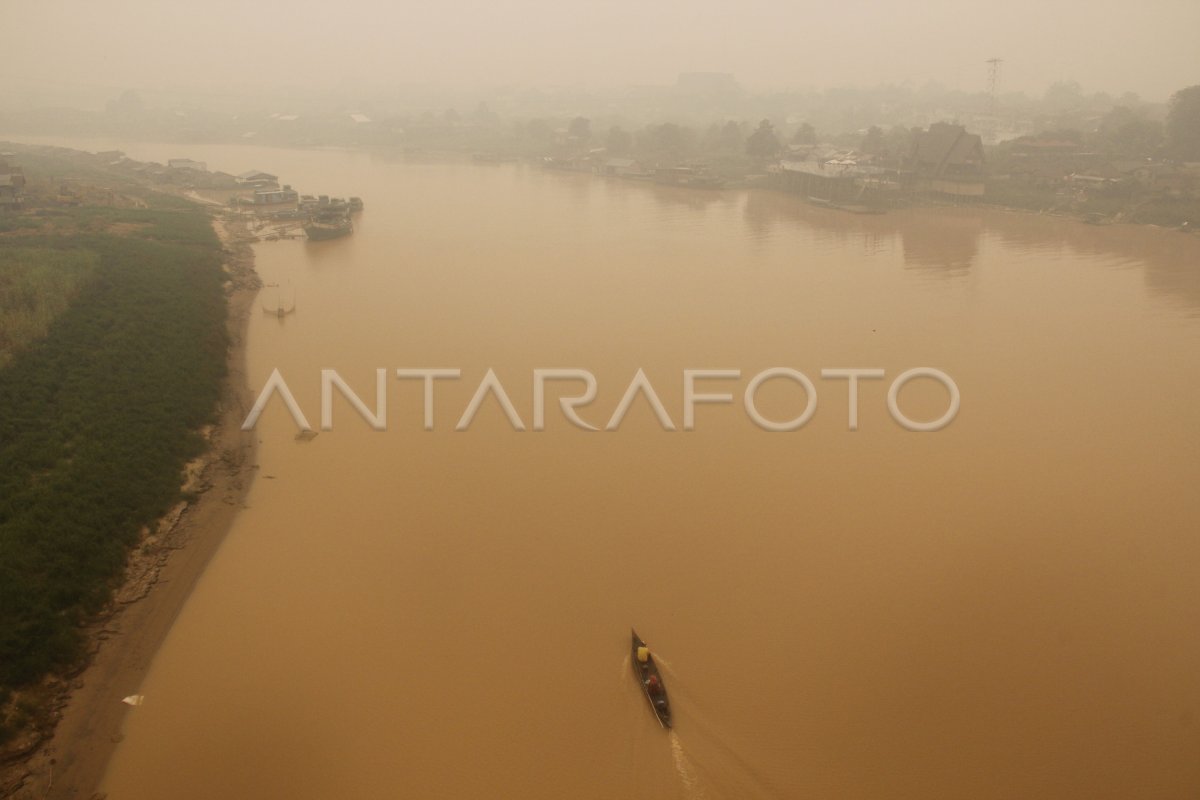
[304,214,352,241]
[631,629,672,728]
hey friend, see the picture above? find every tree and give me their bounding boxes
[701,121,743,153]
[471,102,499,126]
[885,126,914,159]
[745,119,781,158]
[791,122,817,145]
[568,117,592,142]
[1096,106,1163,157]
[521,119,553,143]
[642,123,691,155]
[1044,81,1085,112]
[860,125,885,155]
[1118,92,1142,109]
[1166,85,1200,160]
[605,126,632,155]
[718,120,743,152]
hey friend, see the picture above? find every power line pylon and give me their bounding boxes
[986,58,1003,117]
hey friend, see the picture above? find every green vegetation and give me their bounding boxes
[1121,197,1200,227]
[1166,85,1200,161]
[982,179,1200,226]
[0,247,98,367]
[745,119,782,159]
[0,199,228,729]
[0,216,43,235]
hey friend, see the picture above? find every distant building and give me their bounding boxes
[168,158,207,172]
[237,170,278,186]
[599,157,647,177]
[773,154,896,202]
[910,123,986,196]
[253,186,299,205]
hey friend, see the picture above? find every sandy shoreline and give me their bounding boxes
[1,214,261,800]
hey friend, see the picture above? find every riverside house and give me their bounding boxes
[237,170,279,187]
[910,122,986,197]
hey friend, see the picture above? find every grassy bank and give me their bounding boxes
[0,198,228,743]
[0,247,98,369]
[981,180,1200,226]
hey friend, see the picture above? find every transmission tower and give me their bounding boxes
[983,58,1003,144]
[986,58,1003,117]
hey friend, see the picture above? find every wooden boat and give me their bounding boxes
[304,219,352,240]
[631,629,672,728]
[304,210,352,241]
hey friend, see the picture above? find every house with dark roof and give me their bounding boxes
[909,123,986,197]
[253,186,299,205]
[236,170,279,186]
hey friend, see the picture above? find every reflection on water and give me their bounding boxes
[989,212,1200,313]
[743,193,987,276]
[743,188,1200,306]
[899,210,983,276]
[15,137,1199,800]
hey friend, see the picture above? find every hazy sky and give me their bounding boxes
[4,0,1198,100]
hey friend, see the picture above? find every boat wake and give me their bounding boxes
[669,731,707,799]
[671,696,783,799]
[626,642,768,797]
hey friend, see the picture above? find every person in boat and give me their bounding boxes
[646,675,662,695]
[637,645,651,672]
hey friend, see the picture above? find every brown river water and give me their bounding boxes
[19,139,1200,798]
